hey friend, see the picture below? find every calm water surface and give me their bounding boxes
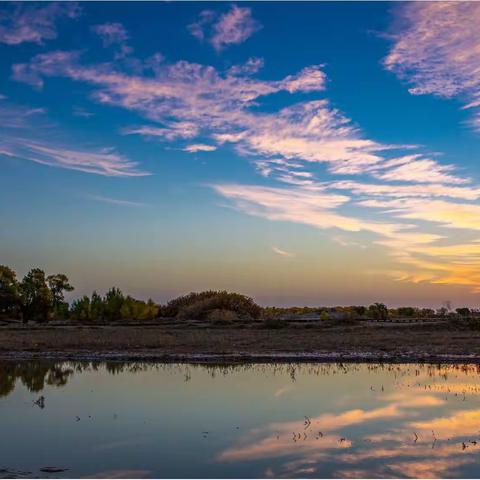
[2,361,480,478]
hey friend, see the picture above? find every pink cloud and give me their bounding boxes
[384,2,480,130]
[212,183,407,238]
[182,144,217,153]
[92,23,129,47]
[189,5,261,51]
[373,156,468,185]
[1,139,148,177]
[329,180,480,201]
[13,43,480,292]
[92,22,133,58]
[0,2,80,45]
[211,5,261,51]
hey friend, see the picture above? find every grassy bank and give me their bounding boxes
[2,320,480,362]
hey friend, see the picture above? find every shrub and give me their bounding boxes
[351,306,366,316]
[70,289,158,322]
[165,290,261,320]
[456,307,471,318]
[397,307,417,317]
[467,318,480,330]
[206,309,239,325]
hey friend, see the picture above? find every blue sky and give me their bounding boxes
[2,2,480,307]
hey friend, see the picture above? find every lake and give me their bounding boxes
[2,361,480,478]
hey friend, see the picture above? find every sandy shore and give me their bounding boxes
[1,322,480,363]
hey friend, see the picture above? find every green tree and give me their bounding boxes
[70,295,91,321]
[0,265,21,317]
[47,273,74,319]
[143,299,159,320]
[90,291,104,321]
[397,307,416,317]
[456,307,470,318]
[352,306,367,317]
[103,287,125,321]
[20,268,53,322]
[368,302,388,321]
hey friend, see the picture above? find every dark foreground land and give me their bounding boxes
[1,319,480,363]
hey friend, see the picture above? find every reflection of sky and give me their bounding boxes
[2,362,480,478]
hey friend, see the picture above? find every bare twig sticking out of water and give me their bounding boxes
[413,432,418,443]
[33,396,45,409]
[304,416,311,430]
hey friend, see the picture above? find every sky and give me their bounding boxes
[2,2,480,307]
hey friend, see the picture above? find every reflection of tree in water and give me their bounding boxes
[0,362,75,397]
[2,360,480,398]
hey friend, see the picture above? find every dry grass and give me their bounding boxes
[1,322,480,358]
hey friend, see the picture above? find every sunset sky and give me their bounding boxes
[2,2,480,307]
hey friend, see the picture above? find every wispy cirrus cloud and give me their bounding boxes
[12,35,480,292]
[0,101,148,177]
[329,180,480,201]
[212,183,408,239]
[272,246,295,258]
[123,124,199,141]
[72,106,94,118]
[372,155,468,185]
[188,4,261,51]
[0,101,48,129]
[2,140,149,177]
[359,197,480,232]
[87,194,147,207]
[183,144,217,153]
[384,2,480,131]
[0,2,80,45]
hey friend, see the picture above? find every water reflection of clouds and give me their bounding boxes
[274,384,294,398]
[4,361,480,478]
[218,394,443,460]
[217,387,480,478]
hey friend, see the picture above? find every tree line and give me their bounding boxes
[0,265,157,322]
[1,264,477,324]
